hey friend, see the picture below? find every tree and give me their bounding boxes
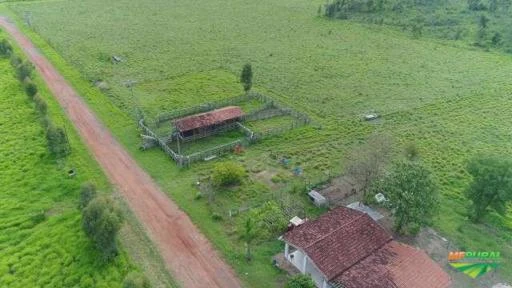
[344,133,392,203]
[82,197,124,262]
[465,155,512,222]
[46,125,70,159]
[285,274,316,288]
[240,218,256,261]
[79,182,97,210]
[478,14,489,29]
[0,39,12,57]
[240,63,253,92]
[491,32,502,46]
[212,162,246,187]
[379,161,439,235]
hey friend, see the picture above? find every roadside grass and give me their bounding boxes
[0,52,134,288]
[2,0,512,285]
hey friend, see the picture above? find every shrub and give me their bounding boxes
[16,61,33,81]
[33,94,48,115]
[123,272,150,288]
[404,142,419,160]
[82,197,123,262]
[212,162,246,187]
[240,63,253,92]
[9,55,20,69]
[46,125,70,159]
[240,201,287,241]
[0,39,12,57]
[285,274,316,288]
[23,78,38,98]
[79,182,97,210]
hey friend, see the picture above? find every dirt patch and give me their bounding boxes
[317,176,361,206]
[0,17,241,288]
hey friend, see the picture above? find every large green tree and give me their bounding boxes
[82,196,124,261]
[466,155,512,222]
[380,161,439,235]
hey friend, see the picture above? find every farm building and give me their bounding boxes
[282,207,451,288]
[173,106,244,138]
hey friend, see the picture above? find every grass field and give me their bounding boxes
[2,0,512,285]
[0,48,137,287]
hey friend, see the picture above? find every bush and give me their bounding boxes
[10,55,21,67]
[82,197,123,262]
[285,274,316,288]
[46,125,70,159]
[212,162,246,187]
[123,272,150,288]
[0,39,12,57]
[240,201,287,241]
[404,142,419,160]
[23,78,38,98]
[33,94,47,115]
[79,182,97,210]
[16,61,33,81]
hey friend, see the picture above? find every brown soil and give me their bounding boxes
[0,17,241,288]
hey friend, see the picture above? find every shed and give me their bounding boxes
[308,190,327,207]
[174,106,243,138]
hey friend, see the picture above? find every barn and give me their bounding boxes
[173,106,244,139]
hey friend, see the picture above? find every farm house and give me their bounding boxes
[281,207,451,288]
[173,106,243,139]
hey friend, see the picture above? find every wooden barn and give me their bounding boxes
[173,106,244,139]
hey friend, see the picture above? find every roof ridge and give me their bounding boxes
[304,211,366,250]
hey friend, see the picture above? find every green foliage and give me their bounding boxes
[379,161,439,235]
[8,0,512,283]
[212,162,246,187]
[82,196,124,262]
[240,201,288,241]
[23,77,38,98]
[79,182,97,210]
[285,274,316,288]
[0,39,12,57]
[240,63,253,92]
[240,218,256,261]
[15,61,33,81]
[465,155,512,222]
[33,93,48,115]
[123,272,150,288]
[0,58,134,287]
[45,125,70,159]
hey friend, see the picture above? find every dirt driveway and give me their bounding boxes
[0,17,241,288]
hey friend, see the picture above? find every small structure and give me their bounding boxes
[346,201,384,221]
[173,106,243,139]
[281,207,451,288]
[308,190,327,207]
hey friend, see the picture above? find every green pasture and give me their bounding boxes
[2,0,512,285]
[0,52,135,287]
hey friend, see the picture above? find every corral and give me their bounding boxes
[139,92,310,167]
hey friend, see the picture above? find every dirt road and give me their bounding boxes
[0,17,242,288]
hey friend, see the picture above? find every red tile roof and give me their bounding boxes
[283,207,451,288]
[283,207,392,280]
[333,241,452,288]
[174,106,243,132]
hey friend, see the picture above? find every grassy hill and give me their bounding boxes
[3,0,512,285]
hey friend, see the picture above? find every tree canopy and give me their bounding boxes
[465,155,512,222]
[82,196,124,262]
[240,63,253,92]
[379,161,439,235]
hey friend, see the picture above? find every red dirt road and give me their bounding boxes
[0,17,242,288]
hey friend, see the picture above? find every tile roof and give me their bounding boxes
[283,207,392,280]
[283,206,451,288]
[174,106,243,132]
[332,241,452,288]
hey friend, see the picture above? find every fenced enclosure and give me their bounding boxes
[139,92,311,167]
